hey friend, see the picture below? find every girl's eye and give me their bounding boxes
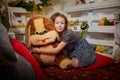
[56,22,59,24]
[62,22,65,24]
[55,21,65,24]
[55,22,59,24]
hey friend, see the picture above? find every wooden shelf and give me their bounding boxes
[8,7,27,13]
[88,26,116,33]
[8,28,25,43]
[68,17,88,21]
[9,28,25,34]
[86,38,114,47]
[71,26,116,33]
[64,0,120,12]
[13,12,31,14]
[13,12,31,16]
[8,32,16,39]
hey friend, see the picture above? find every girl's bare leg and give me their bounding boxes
[71,58,79,68]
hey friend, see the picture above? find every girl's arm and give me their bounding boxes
[32,41,67,54]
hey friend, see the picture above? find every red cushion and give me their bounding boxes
[10,38,45,80]
[78,52,115,70]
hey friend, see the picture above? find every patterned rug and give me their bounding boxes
[42,63,120,80]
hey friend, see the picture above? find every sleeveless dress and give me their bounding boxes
[62,29,97,67]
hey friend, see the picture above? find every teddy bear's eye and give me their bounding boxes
[36,32,39,34]
[44,30,47,33]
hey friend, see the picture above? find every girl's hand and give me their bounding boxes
[31,47,40,53]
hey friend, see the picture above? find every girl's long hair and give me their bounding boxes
[51,12,68,40]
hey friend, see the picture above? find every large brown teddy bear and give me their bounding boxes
[25,15,71,69]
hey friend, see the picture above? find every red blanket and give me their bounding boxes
[10,38,45,80]
[10,38,115,80]
[77,53,115,70]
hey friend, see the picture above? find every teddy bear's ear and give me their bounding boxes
[0,23,17,64]
[25,24,31,48]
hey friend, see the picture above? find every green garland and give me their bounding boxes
[8,0,52,13]
[80,22,89,37]
[0,9,10,30]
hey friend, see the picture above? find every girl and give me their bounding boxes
[32,12,97,68]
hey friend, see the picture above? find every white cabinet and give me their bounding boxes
[9,28,25,43]
[64,0,120,58]
[8,7,31,43]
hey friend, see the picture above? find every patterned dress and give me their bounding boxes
[62,29,97,67]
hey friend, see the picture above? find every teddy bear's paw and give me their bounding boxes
[59,58,72,70]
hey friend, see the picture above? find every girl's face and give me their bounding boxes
[54,16,66,32]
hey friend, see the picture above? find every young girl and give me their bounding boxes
[32,12,97,68]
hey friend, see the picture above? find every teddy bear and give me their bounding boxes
[25,15,71,69]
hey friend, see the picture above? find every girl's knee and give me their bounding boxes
[71,58,79,68]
